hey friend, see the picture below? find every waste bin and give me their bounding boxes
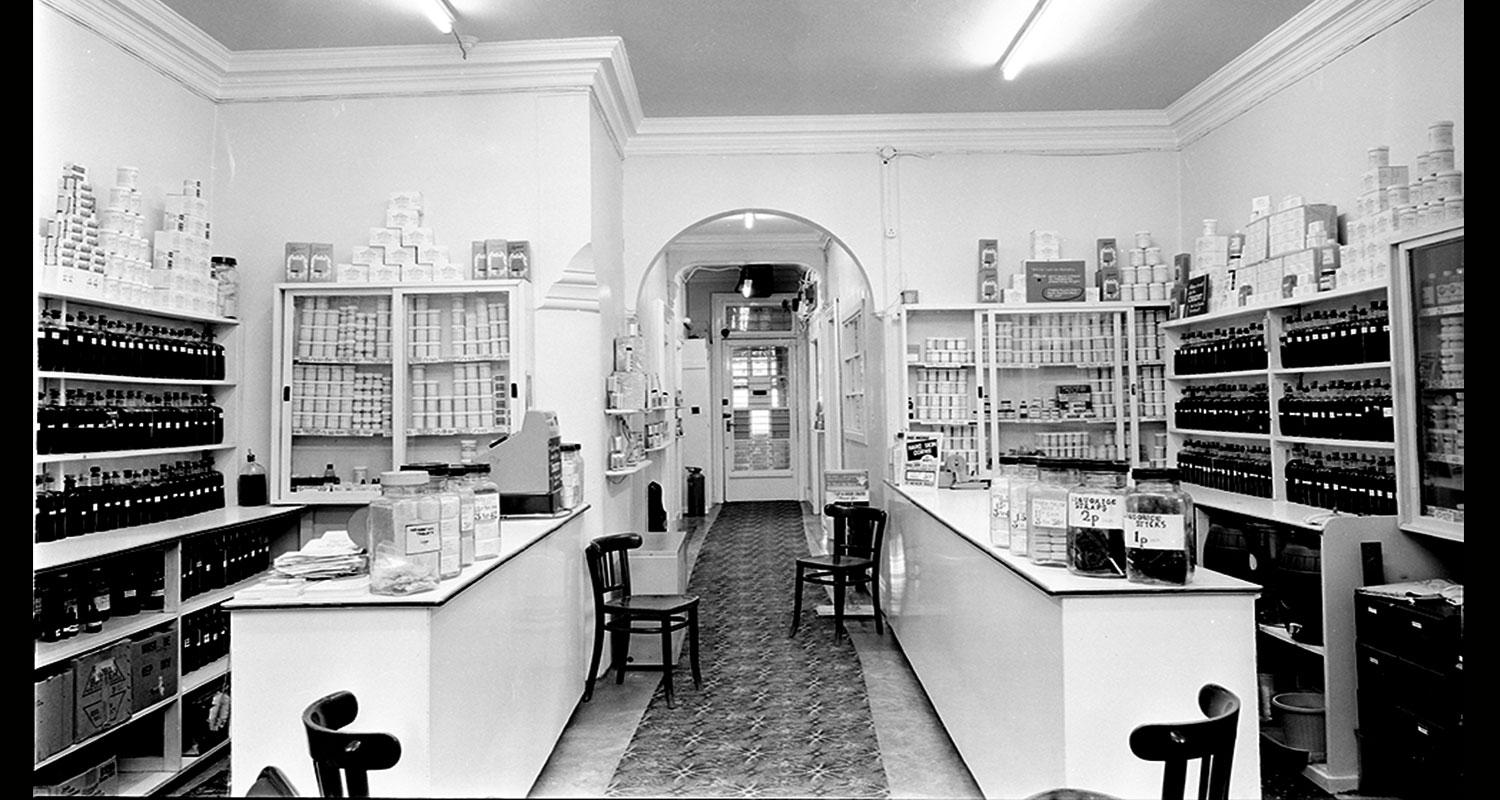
[686,467,705,517]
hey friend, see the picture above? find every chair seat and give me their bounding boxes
[795,553,875,571]
[602,593,698,615]
[1026,789,1122,800]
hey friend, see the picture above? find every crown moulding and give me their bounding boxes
[42,0,1432,157]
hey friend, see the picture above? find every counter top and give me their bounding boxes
[888,483,1260,597]
[224,504,589,609]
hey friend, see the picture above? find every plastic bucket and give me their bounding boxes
[1273,692,1326,760]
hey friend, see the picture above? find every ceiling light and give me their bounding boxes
[421,0,457,35]
[737,267,754,298]
[743,211,756,230]
[999,0,1052,81]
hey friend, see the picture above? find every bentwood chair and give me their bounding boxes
[583,533,702,708]
[301,690,402,798]
[790,503,887,641]
[1026,683,1242,800]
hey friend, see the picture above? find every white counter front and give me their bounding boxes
[226,506,590,798]
[885,485,1262,799]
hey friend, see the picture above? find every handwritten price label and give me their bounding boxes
[1124,513,1185,550]
[1068,493,1123,528]
[1031,497,1068,529]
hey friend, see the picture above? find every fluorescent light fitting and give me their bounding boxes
[999,0,1052,81]
[743,211,756,230]
[422,0,457,35]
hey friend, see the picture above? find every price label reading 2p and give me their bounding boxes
[1068,493,1123,528]
[1124,513,1185,550]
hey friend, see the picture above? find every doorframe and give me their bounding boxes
[709,292,805,503]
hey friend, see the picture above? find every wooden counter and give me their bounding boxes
[885,484,1262,799]
[225,506,590,798]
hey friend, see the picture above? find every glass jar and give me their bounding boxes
[1028,458,1078,566]
[560,442,584,509]
[368,470,440,596]
[1124,467,1196,586]
[1007,456,1039,557]
[1067,460,1130,578]
[448,464,476,568]
[470,463,502,560]
[406,463,462,579]
[989,455,1020,548]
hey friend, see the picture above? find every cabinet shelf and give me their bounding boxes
[36,442,235,465]
[293,357,392,366]
[1258,622,1326,657]
[1272,361,1391,375]
[1167,368,1268,380]
[910,419,976,427]
[988,362,1116,370]
[32,694,177,770]
[34,612,176,671]
[1277,435,1394,450]
[38,290,241,326]
[181,654,231,694]
[404,427,509,437]
[1180,482,1343,531]
[909,361,975,368]
[995,417,1120,425]
[1416,303,1463,318]
[1170,427,1269,441]
[293,429,391,437]
[34,506,306,572]
[1161,281,1388,330]
[37,371,235,387]
[407,353,510,364]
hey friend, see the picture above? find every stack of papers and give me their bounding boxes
[272,529,367,580]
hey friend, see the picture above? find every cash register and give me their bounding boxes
[487,409,564,515]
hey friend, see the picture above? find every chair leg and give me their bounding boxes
[660,618,675,708]
[584,610,605,701]
[789,564,805,636]
[612,628,630,685]
[688,606,702,688]
[833,572,846,641]
[869,570,883,636]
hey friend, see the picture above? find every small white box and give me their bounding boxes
[351,245,384,265]
[388,190,423,210]
[385,246,417,267]
[401,263,433,282]
[432,261,466,282]
[386,207,422,230]
[369,227,403,248]
[417,244,450,266]
[402,227,435,248]
[369,262,401,283]
[335,263,369,283]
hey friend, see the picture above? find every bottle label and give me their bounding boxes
[404,522,438,554]
[1125,513,1186,550]
[473,494,501,556]
[1069,493,1124,528]
[1031,497,1067,529]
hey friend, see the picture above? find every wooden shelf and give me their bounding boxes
[37,371,234,387]
[1171,427,1269,441]
[407,353,510,364]
[35,612,176,670]
[1258,622,1326,657]
[36,442,236,465]
[32,695,177,770]
[605,459,653,479]
[182,655,231,694]
[38,289,240,326]
[909,362,976,368]
[1278,435,1394,450]
[1167,368,1268,380]
[34,506,306,572]
[1272,361,1391,375]
[1161,282,1387,330]
[293,357,392,365]
[1417,303,1463,318]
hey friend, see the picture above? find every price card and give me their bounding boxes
[404,522,439,554]
[1031,497,1068,529]
[1069,493,1124,529]
[1124,513,1185,550]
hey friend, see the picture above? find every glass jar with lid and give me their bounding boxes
[1007,455,1040,557]
[405,463,462,579]
[447,464,476,568]
[368,470,440,596]
[989,454,1021,548]
[1124,467,1196,585]
[1067,460,1130,578]
[1028,458,1078,566]
[560,442,584,509]
[470,462,502,560]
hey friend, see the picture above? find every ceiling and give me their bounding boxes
[153,0,1318,118]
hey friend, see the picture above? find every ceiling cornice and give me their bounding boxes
[1167,0,1437,147]
[40,0,230,101]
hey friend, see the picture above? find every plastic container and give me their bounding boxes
[471,463,502,560]
[1027,458,1077,567]
[1273,691,1327,760]
[1124,467,1196,585]
[1007,456,1040,557]
[989,455,1020,548]
[237,451,267,506]
[1066,459,1129,578]
[368,470,440,596]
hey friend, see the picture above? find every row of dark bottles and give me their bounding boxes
[1174,383,1270,433]
[36,388,223,454]
[182,604,229,673]
[1279,301,1390,368]
[182,530,272,600]
[34,553,166,642]
[1176,440,1273,498]
[37,308,225,380]
[1174,323,1267,375]
[1278,380,1394,441]
[1286,449,1397,514]
[34,459,226,542]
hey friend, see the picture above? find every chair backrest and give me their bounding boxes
[586,533,644,606]
[302,690,402,798]
[823,504,887,563]
[246,765,299,797]
[1127,683,1241,800]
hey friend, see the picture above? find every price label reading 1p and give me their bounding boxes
[1068,493,1123,529]
[1124,513,1185,550]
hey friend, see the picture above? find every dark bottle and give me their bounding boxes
[87,565,112,631]
[59,571,82,638]
[239,451,268,506]
[110,558,140,618]
[142,556,167,611]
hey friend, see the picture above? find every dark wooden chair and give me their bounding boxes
[790,503,887,641]
[583,533,702,708]
[1026,683,1242,800]
[301,690,402,798]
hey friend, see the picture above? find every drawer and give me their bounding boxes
[1356,643,1463,728]
[1353,592,1462,674]
[1356,707,1464,800]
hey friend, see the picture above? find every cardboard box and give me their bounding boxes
[388,190,423,210]
[385,207,421,230]
[35,755,117,796]
[130,629,177,713]
[507,241,532,280]
[369,262,401,283]
[308,243,334,282]
[284,242,309,281]
[485,239,510,278]
[351,245,383,265]
[471,241,489,279]
[402,227,435,248]
[74,642,132,743]
[335,262,369,283]
[977,239,1000,302]
[34,668,74,763]
[1024,260,1087,302]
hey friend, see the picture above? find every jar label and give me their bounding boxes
[990,494,1009,522]
[1125,513,1185,550]
[1031,497,1067,529]
[1069,493,1123,528]
[404,522,438,554]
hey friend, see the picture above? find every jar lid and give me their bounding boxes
[1036,457,1073,470]
[211,255,236,266]
[1015,454,1040,465]
[1132,467,1179,482]
[560,442,581,452]
[996,454,1020,465]
[379,470,428,487]
[401,462,448,477]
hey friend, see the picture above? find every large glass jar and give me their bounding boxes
[406,463,462,579]
[1124,467,1197,585]
[560,443,584,509]
[989,455,1020,548]
[1028,458,1078,566]
[1007,456,1040,557]
[1067,460,1130,578]
[448,464,476,568]
[471,463,502,560]
[368,470,440,596]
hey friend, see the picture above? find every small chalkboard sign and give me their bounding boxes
[1184,274,1211,317]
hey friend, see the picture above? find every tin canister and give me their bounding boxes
[1428,120,1455,150]
[1367,146,1390,168]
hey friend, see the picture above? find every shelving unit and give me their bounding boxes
[270,280,533,505]
[604,404,674,478]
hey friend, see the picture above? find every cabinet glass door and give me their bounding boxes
[1397,229,1464,535]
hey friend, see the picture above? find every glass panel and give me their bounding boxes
[1408,237,1464,524]
[729,344,791,471]
[726,303,793,332]
[403,290,514,465]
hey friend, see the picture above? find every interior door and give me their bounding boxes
[714,295,800,501]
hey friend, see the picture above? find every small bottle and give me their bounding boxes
[1007,455,1040,557]
[238,451,268,506]
[1028,458,1077,567]
[449,464,476,568]
[471,463,502,560]
[323,462,340,486]
[988,455,1019,548]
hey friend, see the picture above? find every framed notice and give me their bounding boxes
[902,432,943,487]
[1184,274,1211,317]
[825,469,871,506]
[1024,260,1087,302]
